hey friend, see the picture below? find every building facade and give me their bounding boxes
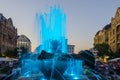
[67,45,75,54]
[109,7,120,52]
[94,24,111,45]
[17,35,31,52]
[0,13,17,55]
[94,7,120,52]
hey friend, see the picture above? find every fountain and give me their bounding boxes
[7,5,108,80]
[34,6,83,79]
[15,6,84,80]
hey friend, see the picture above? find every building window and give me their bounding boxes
[113,40,115,43]
[110,32,112,36]
[117,35,120,40]
[118,44,120,48]
[117,25,120,31]
[113,29,115,35]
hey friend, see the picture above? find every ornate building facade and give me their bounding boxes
[94,7,120,52]
[0,13,17,55]
[94,24,111,45]
[17,35,31,52]
[109,7,120,52]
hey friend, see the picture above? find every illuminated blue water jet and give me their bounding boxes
[36,6,67,54]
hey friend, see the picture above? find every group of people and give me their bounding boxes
[95,60,120,80]
[0,59,18,74]
[108,60,120,75]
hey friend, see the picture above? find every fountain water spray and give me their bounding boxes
[12,6,84,80]
[36,6,67,54]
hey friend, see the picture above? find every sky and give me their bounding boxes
[0,0,120,53]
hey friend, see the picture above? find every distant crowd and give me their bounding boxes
[95,59,120,80]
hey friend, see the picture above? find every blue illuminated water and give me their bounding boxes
[18,6,84,80]
[36,6,67,54]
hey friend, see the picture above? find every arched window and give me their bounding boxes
[117,44,120,49]
[117,25,120,31]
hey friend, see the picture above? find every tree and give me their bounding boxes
[13,48,18,57]
[4,49,12,57]
[0,53,2,57]
[114,48,120,57]
[3,47,28,58]
[94,43,113,58]
[4,48,18,58]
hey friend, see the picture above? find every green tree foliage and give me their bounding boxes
[4,48,18,58]
[114,48,120,57]
[3,47,28,58]
[94,43,113,58]
[0,53,2,57]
